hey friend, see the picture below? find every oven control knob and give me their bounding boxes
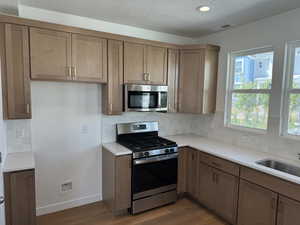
[165,149,170,153]
[144,152,149,157]
[170,148,174,153]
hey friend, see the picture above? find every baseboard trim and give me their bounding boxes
[36,194,101,216]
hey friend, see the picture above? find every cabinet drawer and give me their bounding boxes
[200,152,239,176]
[241,166,300,202]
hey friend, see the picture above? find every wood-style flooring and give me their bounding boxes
[37,198,228,225]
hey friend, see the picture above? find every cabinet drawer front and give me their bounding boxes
[241,167,300,202]
[200,152,239,176]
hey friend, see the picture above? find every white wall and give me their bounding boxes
[195,7,300,160]
[18,5,197,45]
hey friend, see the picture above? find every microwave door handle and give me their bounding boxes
[157,92,162,108]
[134,153,178,165]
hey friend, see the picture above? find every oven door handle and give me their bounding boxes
[134,153,178,165]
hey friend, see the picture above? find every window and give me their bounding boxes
[281,41,300,137]
[226,47,274,131]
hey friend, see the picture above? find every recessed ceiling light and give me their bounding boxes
[197,6,211,12]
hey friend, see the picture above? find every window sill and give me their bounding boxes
[225,124,268,135]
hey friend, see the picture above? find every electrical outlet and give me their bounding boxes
[16,128,25,139]
[61,181,72,193]
[81,125,88,134]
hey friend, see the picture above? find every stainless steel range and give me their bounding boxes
[117,121,178,214]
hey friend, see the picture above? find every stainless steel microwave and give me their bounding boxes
[124,84,168,112]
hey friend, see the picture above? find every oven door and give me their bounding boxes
[132,153,178,200]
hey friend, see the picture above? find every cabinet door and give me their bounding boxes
[5,170,36,225]
[178,49,205,114]
[198,162,215,210]
[177,148,188,194]
[102,40,123,115]
[187,150,199,198]
[277,196,300,225]
[167,49,179,113]
[124,42,146,84]
[214,169,239,224]
[30,27,72,81]
[1,24,31,119]
[72,34,107,83]
[115,155,132,211]
[238,179,277,225]
[146,45,167,85]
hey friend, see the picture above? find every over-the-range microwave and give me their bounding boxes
[124,84,168,112]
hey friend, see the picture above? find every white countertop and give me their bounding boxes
[103,134,300,185]
[3,151,35,173]
[102,143,132,156]
[166,134,300,185]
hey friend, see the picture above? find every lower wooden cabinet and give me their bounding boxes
[238,179,278,225]
[277,196,300,225]
[177,147,188,194]
[102,147,131,214]
[214,169,239,224]
[4,170,36,225]
[186,149,199,198]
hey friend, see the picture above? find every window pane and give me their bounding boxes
[233,52,273,89]
[230,93,270,129]
[288,94,300,135]
[292,47,300,88]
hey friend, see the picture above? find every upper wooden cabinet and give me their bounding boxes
[167,49,179,113]
[0,24,31,119]
[30,27,72,81]
[102,40,123,115]
[71,34,107,83]
[178,46,219,114]
[30,28,107,83]
[124,42,167,85]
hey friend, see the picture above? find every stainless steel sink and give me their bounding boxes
[256,159,300,178]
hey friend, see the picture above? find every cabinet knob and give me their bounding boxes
[67,66,72,77]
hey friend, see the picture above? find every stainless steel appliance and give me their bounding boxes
[117,121,178,214]
[124,84,168,112]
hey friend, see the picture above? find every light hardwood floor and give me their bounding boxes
[37,198,228,225]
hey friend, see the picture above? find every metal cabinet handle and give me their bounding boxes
[0,196,4,205]
[72,67,77,79]
[143,73,147,81]
[147,73,151,81]
[26,104,30,114]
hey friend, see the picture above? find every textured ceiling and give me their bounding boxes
[18,0,300,37]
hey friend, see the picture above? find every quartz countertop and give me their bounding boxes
[3,151,35,173]
[102,142,132,156]
[102,134,300,185]
[166,134,300,185]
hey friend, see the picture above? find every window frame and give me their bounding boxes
[225,46,274,133]
[280,41,300,138]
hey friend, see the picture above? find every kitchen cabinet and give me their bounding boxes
[178,46,219,114]
[30,28,107,83]
[4,170,36,225]
[0,24,31,119]
[186,149,199,198]
[124,42,167,85]
[277,196,300,225]
[238,179,277,225]
[102,40,123,115]
[102,147,131,214]
[71,34,107,83]
[197,162,215,210]
[30,27,72,81]
[214,169,239,224]
[167,49,179,113]
[177,147,188,195]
